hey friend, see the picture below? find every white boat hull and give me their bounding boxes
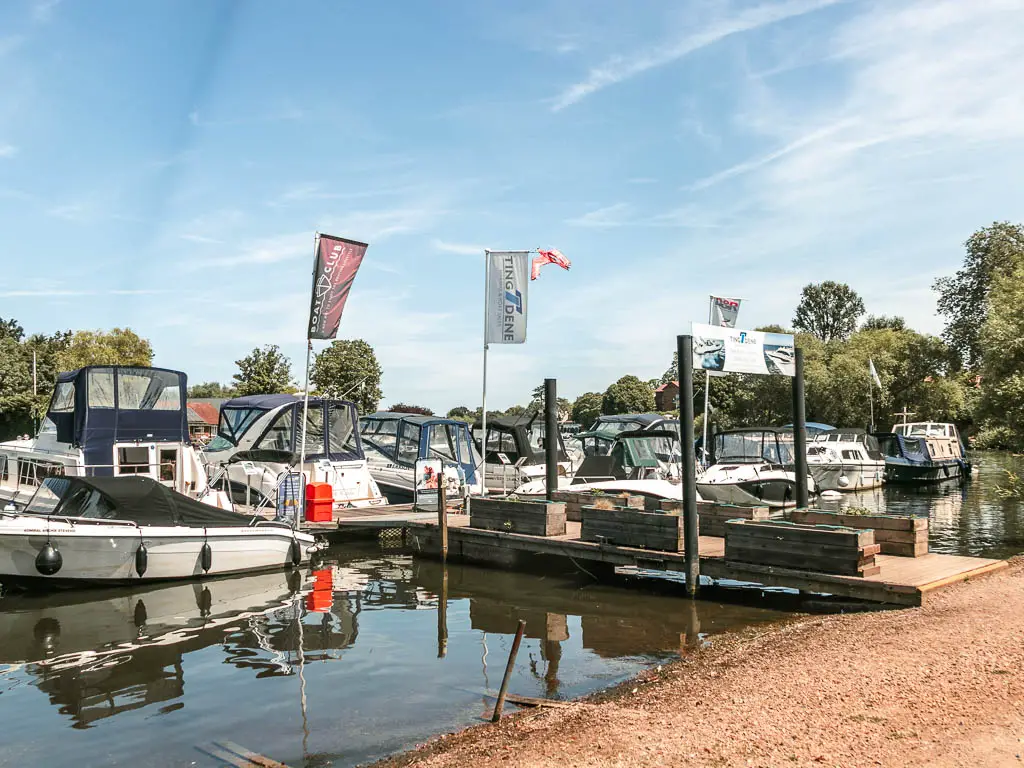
[0,516,316,587]
[807,462,885,492]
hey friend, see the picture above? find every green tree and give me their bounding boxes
[388,403,434,415]
[56,328,153,371]
[188,381,238,398]
[0,317,24,342]
[792,281,865,342]
[935,221,1024,369]
[0,336,33,437]
[861,315,906,332]
[602,375,656,415]
[571,392,602,427]
[310,339,383,414]
[232,345,294,397]
[446,406,474,422]
[975,260,1024,449]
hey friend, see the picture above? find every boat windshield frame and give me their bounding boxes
[713,429,796,466]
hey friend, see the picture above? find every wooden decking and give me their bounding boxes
[404,517,1007,607]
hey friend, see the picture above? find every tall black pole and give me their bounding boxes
[544,378,559,502]
[677,335,699,597]
[792,347,809,508]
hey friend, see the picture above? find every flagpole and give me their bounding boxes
[480,250,490,486]
[701,297,712,467]
[298,232,320,527]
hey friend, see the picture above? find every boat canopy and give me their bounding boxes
[782,422,834,436]
[218,395,363,463]
[23,476,259,527]
[712,427,796,466]
[472,413,568,464]
[359,412,480,483]
[45,366,189,475]
[574,429,680,482]
[577,414,678,457]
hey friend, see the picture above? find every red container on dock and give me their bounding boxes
[305,482,334,522]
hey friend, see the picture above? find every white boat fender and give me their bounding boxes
[200,540,213,572]
[35,542,63,576]
[820,490,843,498]
[135,542,149,577]
[289,538,302,567]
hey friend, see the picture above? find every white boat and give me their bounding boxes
[875,419,971,484]
[472,413,572,493]
[0,475,317,588]
[806,429,885,491]
[359,412,483,503]
[512,429,701,503]
[201,394,386,510]
[0,366,229,510]
[697,428,814,508]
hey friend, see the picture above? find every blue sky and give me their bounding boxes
[2,0,1022,413]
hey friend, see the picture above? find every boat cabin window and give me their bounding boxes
[303,407,326,455]
[219,408,264,445]
[428,424,458,462]
[60,486,117,519]
[24,477,71,515]
[51,382,75,412]
[396,421,422,465]
[204,435,233,452]
[88,369,116,408]
[117,368,181,410]
[0,455,7,482]
[18,458,65,488]
[255,410,294,452]
[841,449,862,460]
[38,417,57,435]
[118,446,151,475]
[328,405,359,456]
[485,430,517,458]
[365,419,399,458]
[159,448,178,482]
[459,428,480,467]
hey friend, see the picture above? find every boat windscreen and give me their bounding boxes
[716,432,794,464]
[23,477,71,515]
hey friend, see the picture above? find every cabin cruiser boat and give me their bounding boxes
[472,413,572,493]
[873,421,970,484]
[806,429,886,491]
[697,427,814,508]
[512,429,700,503]
[0,366,229,511]
[202,394,385,510]
[576,414,680,458]
[0,475,317,588]
[359,412,482,503]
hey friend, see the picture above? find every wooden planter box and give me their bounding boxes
[660,500,771,537]
[724,519,880,576]
[580,505,684,552]
[469,497,566,537]
[552,490,644,522]
[790,509,928,557]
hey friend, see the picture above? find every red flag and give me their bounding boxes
[531,248,571,281]
[308,233,368,340]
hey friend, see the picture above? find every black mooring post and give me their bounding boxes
[677,335,700,597]
[792,347,809,508]
[544,378,559,502]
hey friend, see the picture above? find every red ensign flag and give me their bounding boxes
[531,248,571,280]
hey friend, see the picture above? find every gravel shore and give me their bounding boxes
[374,558,1024,768]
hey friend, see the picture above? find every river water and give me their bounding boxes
[0,452,1021,767]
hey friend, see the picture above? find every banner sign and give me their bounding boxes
[414,458,443,511]
[692,323,796,377]
[484,251,530,344]
[709,296,741,328]
[308,233,369,340]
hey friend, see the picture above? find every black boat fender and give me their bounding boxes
[135,541,148,577]
[200,532,212,572]
[289,538,302,567]
[35,543,62,576]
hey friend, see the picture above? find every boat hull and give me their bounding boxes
[883,459,967,485]
[697,477,798,508]
[808,462,885,492]
[0,518,316,588]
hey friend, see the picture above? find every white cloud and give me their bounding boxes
[565,202,631,228]
[431,238,485,256]
[550,0,846,110]
[0,144,17,158]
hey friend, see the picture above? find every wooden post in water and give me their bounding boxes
[792,347,809,509]
[677,335,700,597]
[492,619,527,722]
[438,472,448,563]
[437,566,448,658]
[544,378,558,501]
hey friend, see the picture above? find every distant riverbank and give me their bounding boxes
[375,557,1024,768]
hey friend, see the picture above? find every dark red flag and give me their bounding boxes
[308,234,368,340]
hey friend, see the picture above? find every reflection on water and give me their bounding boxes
[0,544,783,768]
[815,451,1024,559]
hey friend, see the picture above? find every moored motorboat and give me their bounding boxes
[473,413,572,494]
[697,427,814,508]
[874,420,970,484]
[806,429,886,492]
[0,475,317,589]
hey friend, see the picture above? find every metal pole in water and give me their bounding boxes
[544,378,558,501]
[677,335,700,597]
[492,619,527,722]
[792,347,809,508]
